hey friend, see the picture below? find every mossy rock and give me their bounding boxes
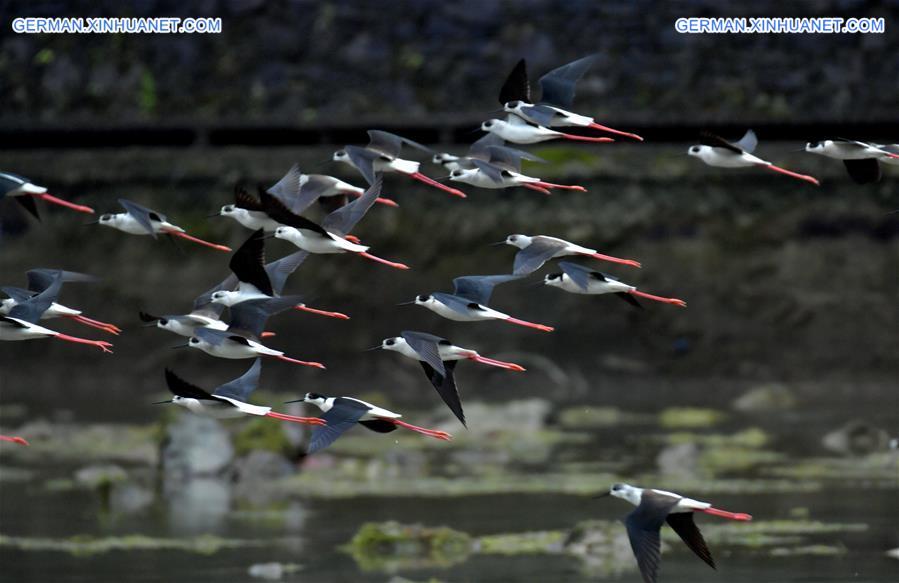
[345,521,472,572]
[233,417,291,456]
[658,407,726,429]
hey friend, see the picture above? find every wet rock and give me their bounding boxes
[732,383,797,413]
[563,520,640,576]
[345,521,472,572]
[233,450,294,503]
[822,420,891,455]
[161,414,233,481]
[247,562,302,579]
[166,477,232,533]
[110,483,154,515]
[452,399,551,435]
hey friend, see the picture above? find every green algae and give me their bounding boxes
[557,406,650,428]
[0,533,261,556]
[233,416,292,456]
[658,407,727,429]
[476,530,566,555]
[344,522,471,572]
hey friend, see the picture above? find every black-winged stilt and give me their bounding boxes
[805,139,899,184]
[544,262,686,308]
[95,199,232,251]
[689,130,819,186]
[1,171,95,217]
[497,234,640,275]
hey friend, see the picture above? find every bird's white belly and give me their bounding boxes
[438,344,476,360]
[42,303,81,318]
[235,211,282,232]
[492,125,555,144]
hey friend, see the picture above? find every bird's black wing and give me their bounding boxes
[558,261,595,291]
[498,58,530,105]
[614,292,643,309]
[265,251,309,296]
[666,512,716,570]
[261,188,330,236]
[624,493,682,583]
[485,145,545,173]
[164,369,217,401]
[538,55,597,109]
[843,159,881,184]
[26,268,97,293]
[8,274,62,323]
[699,132,743,154]
[213,358,262,402]
[401,330,447,376]
[228,295,301,339]
[321,177,383,236]
[308,398,369,454]
[367,130,434,158]
[266,163,303,204]
[192,275,237,319]
[1,286,35,303]
[452,274,521,305]
[343,145,380,186]
[230,230,274,296]
[14,195,40,220]
[291,175,334,213]
[233,182,263,211]
[734,129,758,154]
[513,239,564,275]
[118,198,160,237]
[358,419,398,433]
[468,132,505,159]
[419,360,464,427]
[518,103,557,126]
[471,160,505,185]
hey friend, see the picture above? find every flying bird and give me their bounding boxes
[95,199,232,251]
[480,114,615,145]
[1,268,120,335]
[544,262,686,307]
[804,139,899,184]
[270,177,409,270]
[498,56,643,141]
[596,482,751,583]
[498,234,640,275]
[286,392,452,453]
[1,171,95,217]
[0,273,113,353]
[688,130,819,186]
[401,274,554,332]
[155,360,325,426]
[373,330,526,426]
[333,130,467,198]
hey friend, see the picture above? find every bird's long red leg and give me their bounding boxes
[532,181,587,192]
[504,316,554,332]
[64,314,121,335]
[356,251,410,270]
[33,193,95,214]
[260,331,277,338]
[762,164,820,186]
[700,507,753,521]
[467,354,526,372]
[523,184,552,195]
[587,123,644,142]
[406,172,467,198]
[164,230,232,252]
[265,411,327,426]
[579,251,642,268]
[560,134,615,143]
[387,418,453,441]
[54,333,114,353]
[272,354,326,369]
[629,290,687,307]
[294,305,350,320]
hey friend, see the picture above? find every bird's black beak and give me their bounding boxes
[152,399,173,405]
[171,343,190,349]
[83,220,100,225]
[206,212,221,218]
[592,491,611,499]
[364,345,382,351]
[488,241,507,246]
[396,301,416,306]
[527,280,546,288]
[262,234,276,240]
[142,322,158,327]
[283,399,304,404]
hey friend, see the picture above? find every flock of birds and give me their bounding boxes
[1,55,894,583]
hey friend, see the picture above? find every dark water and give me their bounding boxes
[1,146,898,581]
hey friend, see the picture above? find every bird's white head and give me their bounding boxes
[414,294,435,306]
[505,234,532,249]
[481,119,503,133]
[433,152,458,166]
[448,168,476,183]
[187,336,205,349]
[543,272,564,287]
[219,204,237,216]
[503,100,526,115]
[687,145,707,158]
[805,140,830,154]
[609,483,642,506]
[97,213,117,228]
[332,149,349,163]
[380,336,407,353]
[209,290,238,307]
[155,317,174,331]
[273,225,301,244]
[302,392,328,409]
